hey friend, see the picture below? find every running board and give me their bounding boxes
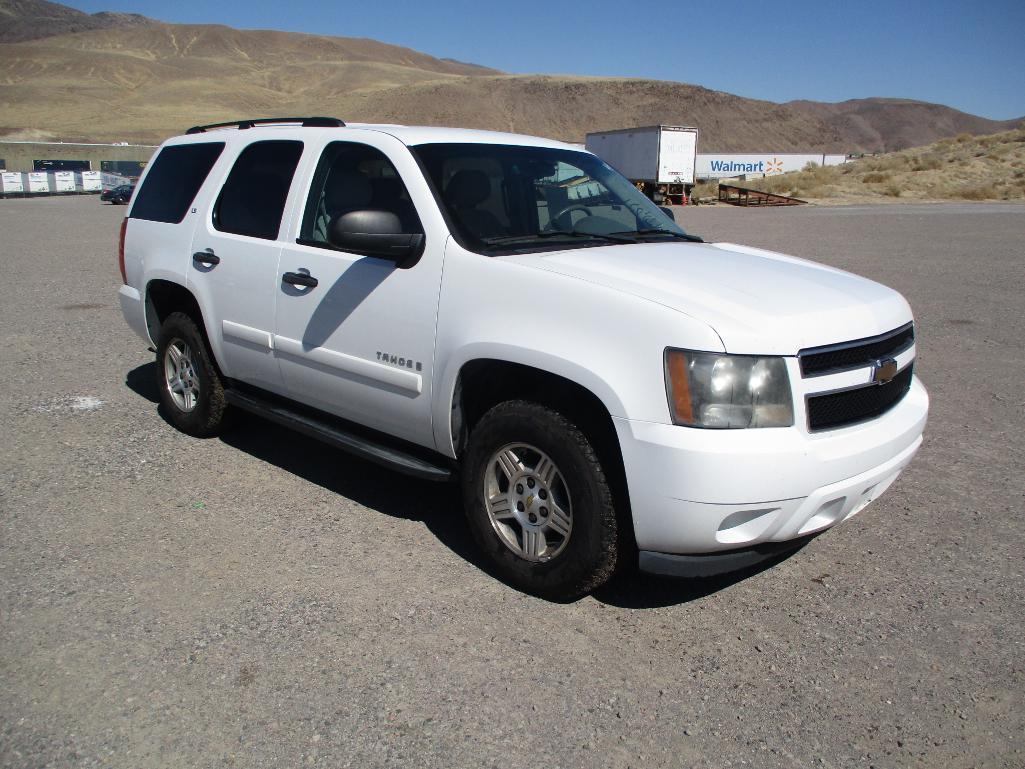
[224,390,454,482]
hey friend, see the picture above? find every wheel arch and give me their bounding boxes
[446,356,634,550]
[145,279,203,342]
[144,279,226,379]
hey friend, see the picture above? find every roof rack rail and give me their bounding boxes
[185,117,345,134]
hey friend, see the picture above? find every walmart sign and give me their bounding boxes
[696,153,847,180]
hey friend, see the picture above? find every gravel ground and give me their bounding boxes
[1,196,1023,768]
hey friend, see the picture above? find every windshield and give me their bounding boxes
[412,143,696,253]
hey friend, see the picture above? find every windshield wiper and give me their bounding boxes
[482,229,636,247]
[612,228,704,243]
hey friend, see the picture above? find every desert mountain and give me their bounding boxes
[787,98,1023,153]
[0,1,1019,151]
[344,76,851,152]
[0,0,153,43]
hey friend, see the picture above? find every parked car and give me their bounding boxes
[117,117,928,599]
[101,184,134,205]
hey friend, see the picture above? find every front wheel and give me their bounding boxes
[461,400,619,600]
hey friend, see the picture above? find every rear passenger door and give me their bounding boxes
[188,139,305,394]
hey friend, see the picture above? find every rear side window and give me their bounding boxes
[214,141,304,240]
[130,143,224,224]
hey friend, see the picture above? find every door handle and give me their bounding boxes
[282,271,318,288]
[192,251,220,267]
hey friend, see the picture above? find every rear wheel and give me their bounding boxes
[462,400,618,600]
[155,312,226,437]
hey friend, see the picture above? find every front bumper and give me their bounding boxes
[639,535,817,578]
[615,375,928,554]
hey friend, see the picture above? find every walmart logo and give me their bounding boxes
[708,157,786,174]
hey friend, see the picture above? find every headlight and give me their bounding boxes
[665,349,794,428]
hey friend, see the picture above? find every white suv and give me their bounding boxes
[118,117,928,599]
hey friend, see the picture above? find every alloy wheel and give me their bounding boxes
[482,443,573,562]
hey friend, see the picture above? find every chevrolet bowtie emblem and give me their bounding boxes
[871,358,898,384]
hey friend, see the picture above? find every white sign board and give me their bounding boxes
[1,172,25,193]
[26,172,49,193]
[102,172,132,190]
[80,171,103,192]
[51,171,76,192]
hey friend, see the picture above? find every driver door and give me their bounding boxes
[273,133,445,450]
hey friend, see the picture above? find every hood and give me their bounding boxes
[509,241,913,355]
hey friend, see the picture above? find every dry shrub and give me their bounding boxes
[958,184,996,200]
[791,184,827,199]
[956,132,973,143]
[912,153,943,171]
[883,183,903,197]
[862,172,890,183]
[749,174,793,194]
[867,156,903,172]
[691,180,718,201]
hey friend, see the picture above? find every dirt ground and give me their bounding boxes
[1,197,1023,768]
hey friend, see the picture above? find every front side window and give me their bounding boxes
[130,142,224,224]
[412,143,692,254]
[214,140,304,240]
[299,141,423,248]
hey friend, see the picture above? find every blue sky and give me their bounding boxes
[68,0,1025,120]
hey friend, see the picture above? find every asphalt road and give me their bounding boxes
[2,197,1023,768]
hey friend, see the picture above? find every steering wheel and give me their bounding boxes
[549,203,593,225]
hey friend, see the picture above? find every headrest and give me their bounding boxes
[444,169,491,208]
[371,176,404,204]
[324,170,372,212]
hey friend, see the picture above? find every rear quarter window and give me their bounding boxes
[130,143,225,224]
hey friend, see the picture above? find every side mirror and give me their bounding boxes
[659,206,676,221]
[328,210,424,266]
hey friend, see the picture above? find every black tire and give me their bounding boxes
[154,311,226,437]
[461,400,618,600]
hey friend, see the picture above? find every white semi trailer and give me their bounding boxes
[585,125,699,205]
